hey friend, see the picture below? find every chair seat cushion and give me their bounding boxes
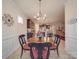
[23,43,30,49]
[50,43,57,49]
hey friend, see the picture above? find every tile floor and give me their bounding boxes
[6,40,76,59]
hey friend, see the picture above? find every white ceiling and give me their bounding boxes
[12,0,65,24]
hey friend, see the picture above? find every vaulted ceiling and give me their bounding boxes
[12,0,65,24]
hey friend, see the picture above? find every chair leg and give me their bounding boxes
[20,48,23,58]
[57,48,59,56]
[46,52,50,59]
[30,49,34,59]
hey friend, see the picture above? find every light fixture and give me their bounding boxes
[34,0,46,20]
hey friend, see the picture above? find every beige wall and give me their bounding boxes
[65,0,77,58]
[2,0,27,59]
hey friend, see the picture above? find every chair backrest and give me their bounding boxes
[18,34,26,48]
[54,35,60,47]
[28,43,52,59]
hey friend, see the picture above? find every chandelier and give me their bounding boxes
[34,0,46,20]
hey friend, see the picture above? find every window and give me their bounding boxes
[17,16,23,24]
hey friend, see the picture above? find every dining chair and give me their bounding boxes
[42,43,52,59]
[29,43,52,59]
[50,35,60,56]
[28,43,38,59]
[18,34,30,57]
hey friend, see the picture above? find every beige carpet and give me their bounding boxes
[6,40,76,59]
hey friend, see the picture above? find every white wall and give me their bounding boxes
[2,0,27,59]
[65,0,77,58]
